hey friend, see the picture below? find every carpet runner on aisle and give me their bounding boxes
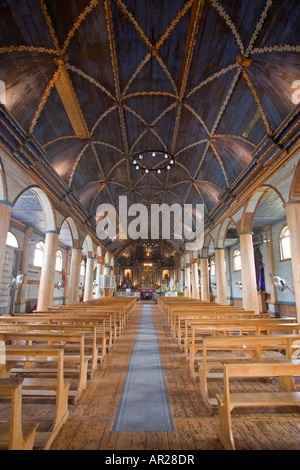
[112,304,174,432]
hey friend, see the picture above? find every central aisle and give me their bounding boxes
[112,304,174,432]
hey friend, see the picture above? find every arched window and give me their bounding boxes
[80,260,85,277]
[279,226,291,261]
[233,249,241,271]
[0,80,6,105]
[55,250,63,272]
[210,259,215,276]
[34,241,45,267]
[6,231,19,248]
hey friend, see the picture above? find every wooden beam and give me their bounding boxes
[177,0,204,100]
[55,65,89,139]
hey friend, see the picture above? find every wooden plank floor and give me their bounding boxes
[49,303,300,450]
[1,302,299,450]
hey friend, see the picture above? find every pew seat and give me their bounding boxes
[0,377,39,450]
[216,360,300,450]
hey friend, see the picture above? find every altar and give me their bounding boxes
[140,291,156,301]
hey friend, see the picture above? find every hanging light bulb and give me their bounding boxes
[167,165,171,170]
[170,159,174,164]
[157,169,161,174]
[145,168,149,173]
[136,165,139,170]
[139,154,143,159]
[152,152,156,157]
[133,159,137,165]
[164,153,168,159]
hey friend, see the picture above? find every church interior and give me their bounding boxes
[0,0,300,452]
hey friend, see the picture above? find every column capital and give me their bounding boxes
[238,231,254,236]
[0,200,13,207]
[283,200,300,208]
[45,230,60,235]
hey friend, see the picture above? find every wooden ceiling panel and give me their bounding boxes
[68,68,115,135]
[185,0,240,95]
[0,0,299,259]
[70,145,103,190]
[35,86,75,145]
[44,0,92,50]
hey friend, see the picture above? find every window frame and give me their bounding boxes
[279,226,291,261]
[55,249,63,272]
[233,249,241,272]
[6,231,19,249]
[210,259,215,277]
[80,260,85,277]
[33,241,45,268]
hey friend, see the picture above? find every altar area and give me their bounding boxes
[117,262,174,300]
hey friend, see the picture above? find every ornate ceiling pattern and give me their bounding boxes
[0,0,299,261]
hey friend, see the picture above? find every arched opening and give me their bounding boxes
[241,186,291,315]
[9,187,57,312]
[6,231,19,248]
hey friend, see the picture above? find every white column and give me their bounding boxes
[239,232,259,314]
[200,257,210,302]
[191,257,200,299]
[36,231,59,311]
[0,201,12,287]
[84,256,95,301]
[68,248,82,303]
[215,248,227,305]
[185,263,191,297]
[95,261,101,299]
[284,202,300,322]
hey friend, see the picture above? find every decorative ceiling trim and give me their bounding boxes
[209,140,229,187]
[60,0,101,55]
[186,62,240,99]
[0,45,57,55]
[39,0,60,51]
[29,63,65,134]
[68,141,90,186]
[67,63,115,100]
[242,67,272,135]
[244,0,273,56]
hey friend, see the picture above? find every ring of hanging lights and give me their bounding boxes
[131,150,175,174]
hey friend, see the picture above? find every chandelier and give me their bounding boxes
[131,150,174,174]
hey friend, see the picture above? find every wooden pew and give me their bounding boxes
[1,344,70,450]
[0,313,112,357]
[188,320,300,374]
[0,377,39,450]
[167,306,260,336]
[37,310,116,347]
[174,311,271,348]
[216,360,300,450]
[0,323,100,374]
[197,334,300,408]
[50,306,124,338]
[0,331,87,403]
[52,297,136,332]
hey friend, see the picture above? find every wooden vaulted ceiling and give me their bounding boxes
[0,0,299,261]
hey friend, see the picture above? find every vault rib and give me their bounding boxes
[166,0,204,205]
[104,0,134,203]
